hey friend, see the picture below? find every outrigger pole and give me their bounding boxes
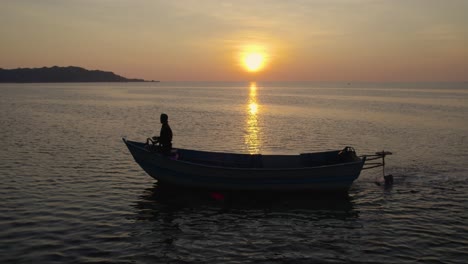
[361,151,393,185]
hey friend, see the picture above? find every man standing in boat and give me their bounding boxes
[147,113,172,155]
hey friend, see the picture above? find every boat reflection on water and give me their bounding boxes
[133,183,358,221]
[129,184,359,263]
[245,82,261,154]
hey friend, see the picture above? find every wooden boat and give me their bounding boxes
[122,138,367,192]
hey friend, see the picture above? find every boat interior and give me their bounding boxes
[176,148,348,169]
[125,139,360,169]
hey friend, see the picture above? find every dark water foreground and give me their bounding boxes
[129,181,467,264]
[1,82,467,263]
[2,180,466,263]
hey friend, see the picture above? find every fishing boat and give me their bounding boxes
[122,138,391,192]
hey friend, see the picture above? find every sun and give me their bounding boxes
[243,52,265,72]
[239,44,268,73]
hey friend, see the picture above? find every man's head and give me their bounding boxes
[160,113,168,124]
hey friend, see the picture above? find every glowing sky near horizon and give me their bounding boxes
[1,0,467,81]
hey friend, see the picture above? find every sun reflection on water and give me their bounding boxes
[245,82,261,154]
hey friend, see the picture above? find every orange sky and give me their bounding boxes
[1,0,467,81]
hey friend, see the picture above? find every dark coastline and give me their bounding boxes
[0,66,155,83]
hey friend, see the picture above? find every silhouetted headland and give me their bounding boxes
[0,66,155,83]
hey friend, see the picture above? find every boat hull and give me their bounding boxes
[123,138,365,192]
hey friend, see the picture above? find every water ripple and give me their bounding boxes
[1,83,467,263]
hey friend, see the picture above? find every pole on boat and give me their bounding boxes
[376,151,393,185]
[362,150,393,185]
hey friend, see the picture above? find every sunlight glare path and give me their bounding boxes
[245,82,261,154]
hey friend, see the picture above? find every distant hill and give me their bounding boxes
[0,66,148,83]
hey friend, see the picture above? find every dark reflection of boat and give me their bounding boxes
[132,183,358,221]
[128,184,359,263]
[123,138,366,193]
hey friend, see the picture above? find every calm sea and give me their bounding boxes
[0,82,467,263]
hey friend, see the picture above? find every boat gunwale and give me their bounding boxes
[123,138,366,172]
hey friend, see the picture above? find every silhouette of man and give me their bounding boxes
[147,113,172,155]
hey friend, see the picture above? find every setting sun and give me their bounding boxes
[243,52,265,72]
[239,44,269,73]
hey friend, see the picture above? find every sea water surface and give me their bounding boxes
[0,82,467,263]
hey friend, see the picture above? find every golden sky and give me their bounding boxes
[1,0,467,81]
